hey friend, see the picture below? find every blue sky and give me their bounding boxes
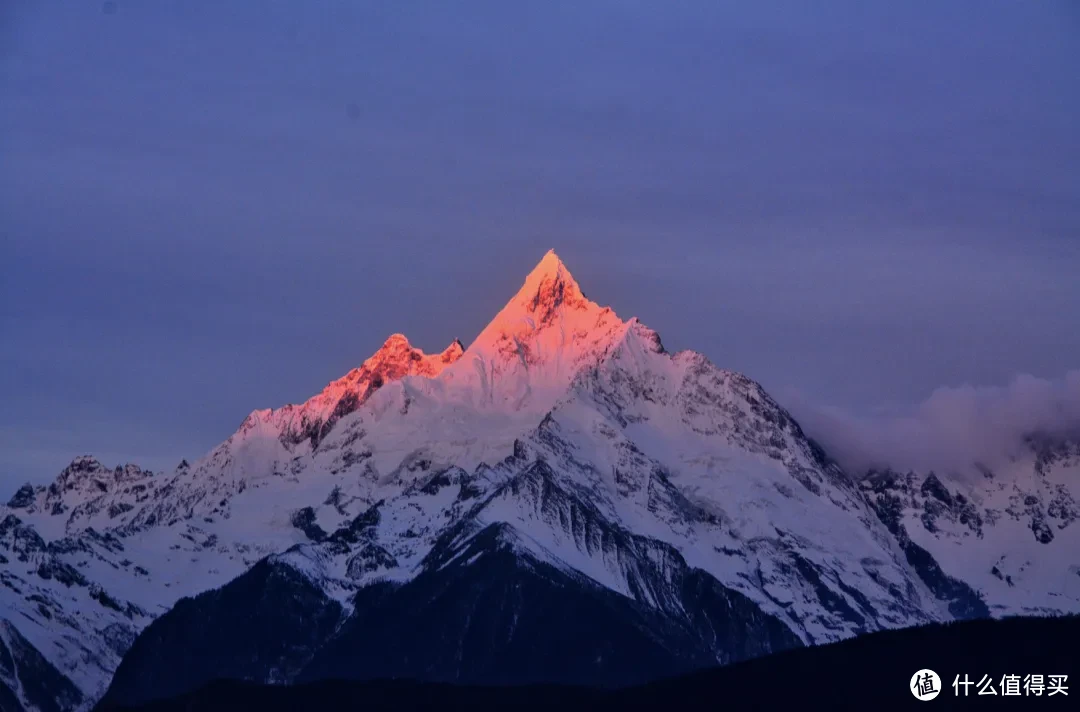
[1,1,1078,488]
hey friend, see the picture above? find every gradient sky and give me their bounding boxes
[1,1,1078,488]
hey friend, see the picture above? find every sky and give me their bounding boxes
[1,0,1078,489]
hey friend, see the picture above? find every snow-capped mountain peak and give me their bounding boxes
[506,248,589,325]
[441,250,626,414]
[243,332,464,451]
[370,333,464,373]
[3,249,1079,712]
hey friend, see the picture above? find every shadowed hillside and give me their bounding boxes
[101,615,1077,712]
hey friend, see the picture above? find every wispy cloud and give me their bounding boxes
[787,371,1080,477]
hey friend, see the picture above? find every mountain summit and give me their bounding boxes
[451,250,625,414]
[2,251,1078,712]
[511,248,589,324]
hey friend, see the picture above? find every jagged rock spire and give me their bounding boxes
[510,250,588,324]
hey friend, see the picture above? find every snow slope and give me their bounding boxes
[862,440,1080,616]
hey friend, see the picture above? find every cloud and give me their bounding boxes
[786,371,1080,477]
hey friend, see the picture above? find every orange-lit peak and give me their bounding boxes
[364,333,464,375]
[444,248,625,413]
[512,249,588,323]
[534,248,563,270]
[381,333,411,349]
[526,249,572,284]
[442,338,465,361]
[363,333,418,366]
[372,333,462,365]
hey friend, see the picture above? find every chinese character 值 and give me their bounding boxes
[914,672,938,697]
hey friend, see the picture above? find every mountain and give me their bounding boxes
[1,250,1077,712]
[100,615,1080,712]
[260,333,464,450]
[861,439,1080,617]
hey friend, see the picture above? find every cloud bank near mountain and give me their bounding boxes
[787,371,1080,478]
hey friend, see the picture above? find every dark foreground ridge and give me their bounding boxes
[102,615,1077,712]
[94,515,800,710]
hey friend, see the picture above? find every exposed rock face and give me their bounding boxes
[6,486,36,510]
[860,446,1080,618]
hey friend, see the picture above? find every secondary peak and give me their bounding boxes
[381,333,412,349]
